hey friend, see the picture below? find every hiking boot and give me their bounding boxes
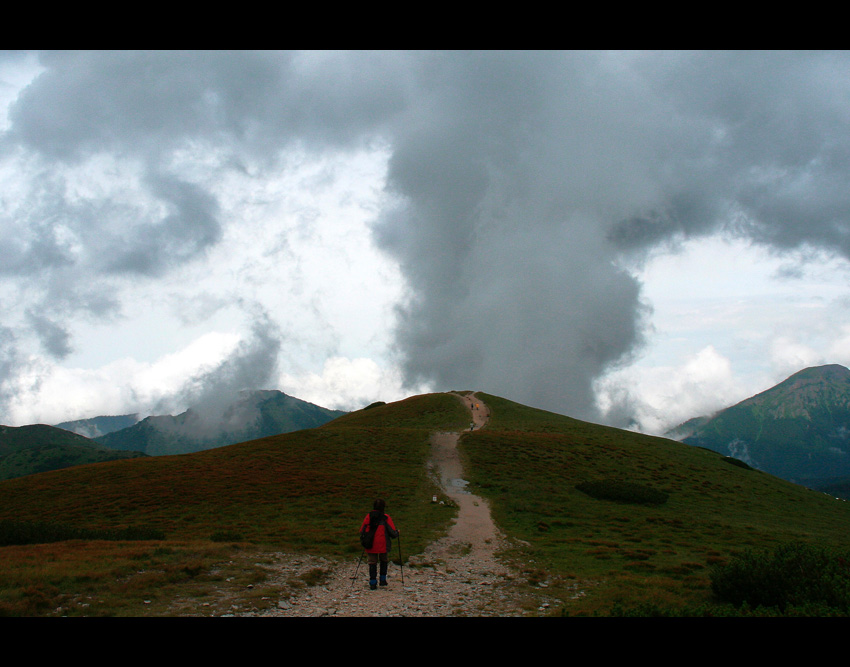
[369,580,377,590]
[379,577,388,587]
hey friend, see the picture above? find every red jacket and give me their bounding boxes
[360,512,398,553]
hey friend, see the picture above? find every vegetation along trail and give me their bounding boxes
[240,392,554,617]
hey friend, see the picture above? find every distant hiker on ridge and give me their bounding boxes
[359,498,399,590]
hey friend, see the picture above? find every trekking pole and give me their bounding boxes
[397,534,404,585]
[349,550,365,591]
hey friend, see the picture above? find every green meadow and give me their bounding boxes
[461,393,850,614]
[1,391,850,616]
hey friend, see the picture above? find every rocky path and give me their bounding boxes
[237,392,551,617]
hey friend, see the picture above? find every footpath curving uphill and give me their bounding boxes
[239,393,554,617]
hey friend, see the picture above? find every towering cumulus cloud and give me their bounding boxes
[373,52,655,419]
[2,51,850,425]
[376,51,850,420]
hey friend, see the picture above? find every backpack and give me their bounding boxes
[360,513,386,549]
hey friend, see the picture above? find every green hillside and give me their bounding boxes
[1,391,849,616]
[0,393,465,550]
[2,424,101,456]
[678,365,850,484]
[0,424,146,481]
[460,393,850,613]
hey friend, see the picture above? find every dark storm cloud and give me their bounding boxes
[100,171,222,277]
[4,50,850,424]
[5,50,407,160]
[373,50,850,420]
[25,309,72,359]
[1,51,405,294]
[373,52,671,417]
[0,326,24,414]
[606,51,850,256]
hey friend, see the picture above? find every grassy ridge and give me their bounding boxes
[0,393,468,553]
[326,392,470,430]
[0,424,145,481]
[0,393,469,615]
[0,443,146,481]
[459,393,850,614]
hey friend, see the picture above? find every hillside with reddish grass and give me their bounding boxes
[0,393,469,553]
[2,390,850,616]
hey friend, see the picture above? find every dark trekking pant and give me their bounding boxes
[367,552,388,586]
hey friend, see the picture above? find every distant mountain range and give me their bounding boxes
[12,367,850,493]
[1,390,348,479]
[88,390,348,456]
[667,364,850,491]
[55,414,140,439]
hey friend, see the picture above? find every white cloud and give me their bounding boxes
[2,331,241,425]
[278,356,431,412]
[769,337,823,377]
[599,234,850,433]
[596,345,749,435]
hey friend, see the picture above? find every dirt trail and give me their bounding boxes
[237,392,543,617]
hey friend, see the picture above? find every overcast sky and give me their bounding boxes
[2,50,850,434]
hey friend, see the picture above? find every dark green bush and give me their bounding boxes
[603,600,848,617]
[210,530,243,542]
[710,542,850,613]
[576,479,669,505]
[0,519,164,546]
[722,456,754,470]
[105,526,165,540]
[605,601,735,617]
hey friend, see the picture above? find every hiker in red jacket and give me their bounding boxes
[360,498,399,590]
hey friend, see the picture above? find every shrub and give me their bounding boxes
[286,567,331,588]
[710,542,850,613]
[0,519,164,546]
[210,530,243,542]
[299,567,331,587]
[722,456,754,470]
[576,479,669,506]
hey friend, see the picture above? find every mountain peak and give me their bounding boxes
[740,364,850,411]
[785,364,850,383]
[677,363,850,483]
